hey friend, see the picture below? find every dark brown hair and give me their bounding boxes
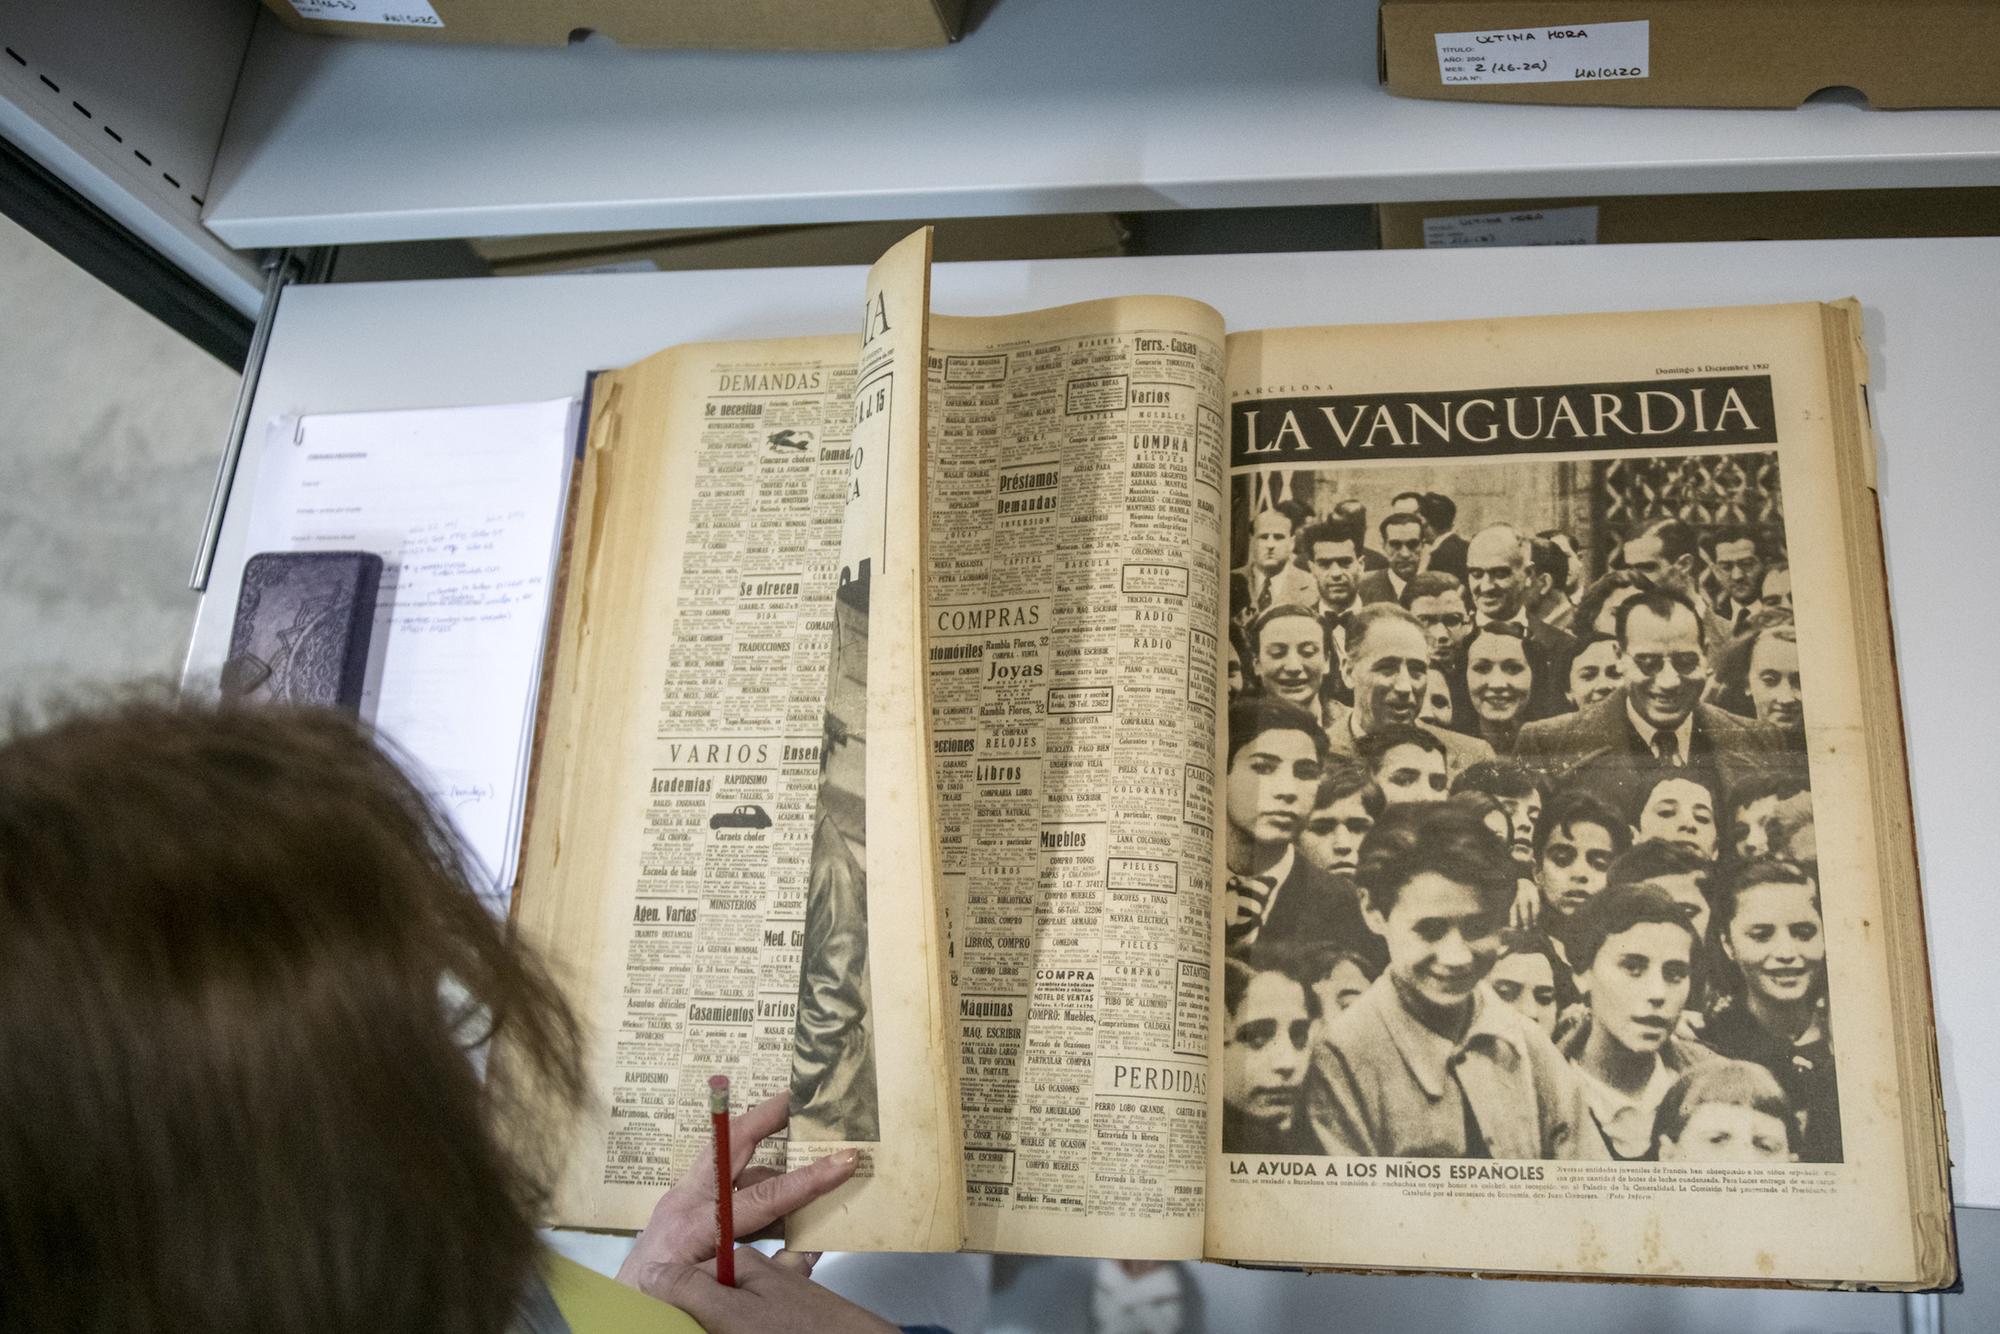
[0,692,585,1334]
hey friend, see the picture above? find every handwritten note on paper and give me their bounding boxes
[238,398,579,909]
[1435,21,1650,86]
[1422,205,1600,249]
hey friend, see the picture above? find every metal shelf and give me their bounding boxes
[201,0,2000,248]
[1,0,264,314]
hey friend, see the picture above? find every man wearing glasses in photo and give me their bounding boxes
[1512,589,1789,811]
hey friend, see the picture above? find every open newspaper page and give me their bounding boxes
[787,229,964,1253]
[925,296,1228,1259]
[1204,303,1948,1285]
[514,331,859,1232]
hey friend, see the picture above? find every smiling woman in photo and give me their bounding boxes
[1456,622,1537,754]
[1702,860,1842,1162]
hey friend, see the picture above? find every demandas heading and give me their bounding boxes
[1231,374,1776,465]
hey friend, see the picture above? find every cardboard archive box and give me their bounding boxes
[1376,188,2000,249]
[472,215,1132,276]
[259,0,966,50]
[1378,1,2000,107]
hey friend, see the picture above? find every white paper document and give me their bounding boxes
[1435,20,1650,86]
[239,398,578,909]
[1422,205,1601,249]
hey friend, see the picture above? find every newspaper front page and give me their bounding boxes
[924,297,1229,1258]
[1204,303,1940,1284]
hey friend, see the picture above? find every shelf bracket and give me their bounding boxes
[187,245,332,592]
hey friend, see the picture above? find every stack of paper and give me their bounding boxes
[238,398,579,911]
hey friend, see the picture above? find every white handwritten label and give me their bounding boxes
[1435,20,1649,85]
[1422,205,1600,249]
[285,0,444,28]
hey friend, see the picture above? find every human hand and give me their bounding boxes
[645,1245,900,1334]
[1510,877,1540,931]
[616,1091,859,1294]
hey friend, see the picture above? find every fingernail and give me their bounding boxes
[836,1148,861,1169]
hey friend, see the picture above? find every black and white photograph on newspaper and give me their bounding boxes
[792,558,883,1142]
[1220,431,1836,1166]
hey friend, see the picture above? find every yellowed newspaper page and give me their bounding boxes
[518,331,860,1232]
[787,230,965,1253]
[1204,303,1945,1286]
[925,296,1228,1259]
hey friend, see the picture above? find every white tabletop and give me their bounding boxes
[201,0,2000,247]
[189,237,2000,1208]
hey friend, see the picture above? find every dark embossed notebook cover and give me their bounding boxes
[222,551,383,712]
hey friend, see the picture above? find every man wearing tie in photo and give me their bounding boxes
[1513,589,1787,814]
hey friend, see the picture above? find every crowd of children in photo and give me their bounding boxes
[1219,480,1833,1167]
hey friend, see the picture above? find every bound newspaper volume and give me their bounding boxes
[508,231,1955,1287]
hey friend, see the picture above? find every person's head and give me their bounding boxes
[1341,603,1429,734]
[1566,632,1624,711]
[1222,953,1317,1131]
[1296,514,1362,611]
[1448,788,1515,851]
[1528,534,1572,608]
[1462,622,1534,731]
[1465,524,1531,622]
[1540,530,1584,597]
[1579,569,1653,639]
[1725,770,1811,862]
[1567,882,1699,1057]
[1768,786,1817,864]
[1380,512,1427,581]
[1655,1060,1799,1163]
[1711,527,1765,607]
[1299,762,1383,877]
[1616,590,1710,731]
[1534,789,1630,922]
[1333,497,1368,540]
[1406,572,1472,668]
[1745,625,1803,733]
[1419,667,1454,728]
[1355,724,1448,807]
[1632,772,1720,862]
[1248,503,1302,574]
[1620,519,1700,600]
[1716,860,1825,1010]
[1390,490,1430,541]
[0,696,586,1334]
[1354,802,1515,1009]
[1248,603,1333,713]
[1760,562,1793,614]
[1417,491,1458,538]
[1488,929,1558,1032]
[1225,696,1329,853]
[1607,838,1714,943]
[1226,621,1251,701]
[1304,946,1379,1017]
[1452,761,1547,868]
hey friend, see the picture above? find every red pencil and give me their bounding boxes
[709,1074,735,1287]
